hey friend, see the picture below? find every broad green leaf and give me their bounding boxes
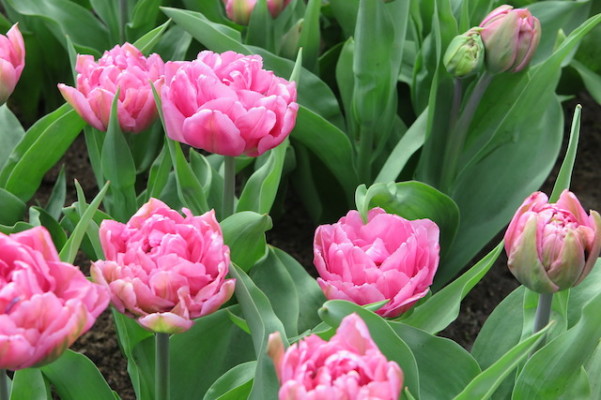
[6,0,110,51]
[0,188,26,226]
[203,361,256,400]
[328,0,359,37]
[2,105,85,202]
[571,59,601,105]
[453,323,552,400]
[400,242,503,334]
[297,0,320,72]
[389,322,481,400]
[221,212,272,272]
[10,368,49,400]
[127,0,162,41]
[44,166,66,220]
[28,207,67,250]
[335,38,355,134]
[0,104,25,172]
[237,143,287,215]
[229,264,287,400]
[145,144,171,202]
[40,350,115,400]
[89,0,121,43]
[567,258,601,328]
[247,0,273,51]
[355,181,460,257]
[585,340,601,399]
[133,19,171,56]
[318,300,421,399]
[513,290,601,398]
[550,104,580,202]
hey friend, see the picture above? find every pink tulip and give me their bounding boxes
[479,5,541,73]
[268,313,403,399]
[504,190,601,293]
[0,24,25,105]
[222,0,292,25]
[0,227,109,370]
[58,43,164,133]
[160,50,298,157]
[314,208,440,318]
[91,198,235,334]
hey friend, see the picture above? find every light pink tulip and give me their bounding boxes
[160,50,298,157]
[479,5,541,73]
[268,313,403,399]
[0,24,25,105]
[58,43,164,133]
[314,208,440,318]
[0,227,109,370]
[504,190,601,293]
[91,198,235,334]
[222,0,292,25]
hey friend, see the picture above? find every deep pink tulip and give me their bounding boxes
[58,43,164,133]
[0,24,25,105]
[0,227,109,370]
[479,5,541,73]
[504,190,601,293]
[91,198,235,334]
[268,313,403,399]
[160,50,298,157]
[314,208,440,318]
[222,0,292,25]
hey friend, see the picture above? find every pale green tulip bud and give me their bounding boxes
[443,28,485,78]
[278,19,303,60]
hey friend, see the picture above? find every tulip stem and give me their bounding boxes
[223,156,236,218]
[0,369,8,400]
[119,0,127,42]
[155,333,170,400]
[534,292,553,334]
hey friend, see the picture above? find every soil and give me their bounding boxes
[32,92,601,399]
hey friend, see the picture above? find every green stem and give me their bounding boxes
[119,0,127,42]
[155,333,170,400]
[440,72,493,192]
[0,369,9,400]
[357,124,374,185]
[223,156,236,218]
[534,292,553,334]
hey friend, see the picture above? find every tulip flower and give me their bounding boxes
[91,198,235,334]
[0,227,109,370]
[160,50,298,157]
[223,0,292,25]
[0,24,25,105]
[314,208,440,318]
[504,190,601,293]
[479,5,541,73]
[58,43,164,133]
[268,313,403,399]
[443,28,485,78]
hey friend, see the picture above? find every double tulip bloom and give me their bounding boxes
[58,43,164,133]
[0,24,25,105]
[504,190,601,293]
[160,50,298,157]
[91,199,235,334]
[479,5,541,73]
[268,313,403,399]
[314,208,440,318]
[222,0,292,25]
[0,227,109,370]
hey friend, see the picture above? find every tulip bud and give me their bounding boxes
[0,24,25,105]
[479,5,541,73]
[504,190,601,293]
[278,19,303,60]
[443,28,485,78]
[223,0,292,25]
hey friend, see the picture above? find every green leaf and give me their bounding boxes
[40,350,115,400]
[0,104,25,172]
[297,0,321,72]
[585,340,601,399]
[221,212,272,272]
[29,206,68,250]
[0,188,26,226]
[550,104,581,202]
[247,0,274,51]
[389,322,481,400]
[513,290,601,398]
[318,300,421,399]
[400,242,503,334]
[133,19,171,56]
[355,181,460,257]
[127,0,162,41]
[44,166,67,220]
[1,105,85,202]
[571,60,601,105]
[89,0,121,43]
[453,323,552,400]
[237,143,287,215]
[203,361,256,400]
[10,369,49,400]
[145,143,171,202]
[328,0,359,38]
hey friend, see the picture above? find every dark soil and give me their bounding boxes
[34,92,600,399]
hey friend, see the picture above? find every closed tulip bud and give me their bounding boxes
[278,19,303,60]
[0,24,25,105]
[223,0,292,25]
[479,5,541,73]
[504,190,601,293]
[443,28,485,78]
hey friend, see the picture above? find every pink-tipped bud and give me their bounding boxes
[479,5,541,73]
[504,190,601,293]
[223,0,292,25]
[0,24,25,105]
